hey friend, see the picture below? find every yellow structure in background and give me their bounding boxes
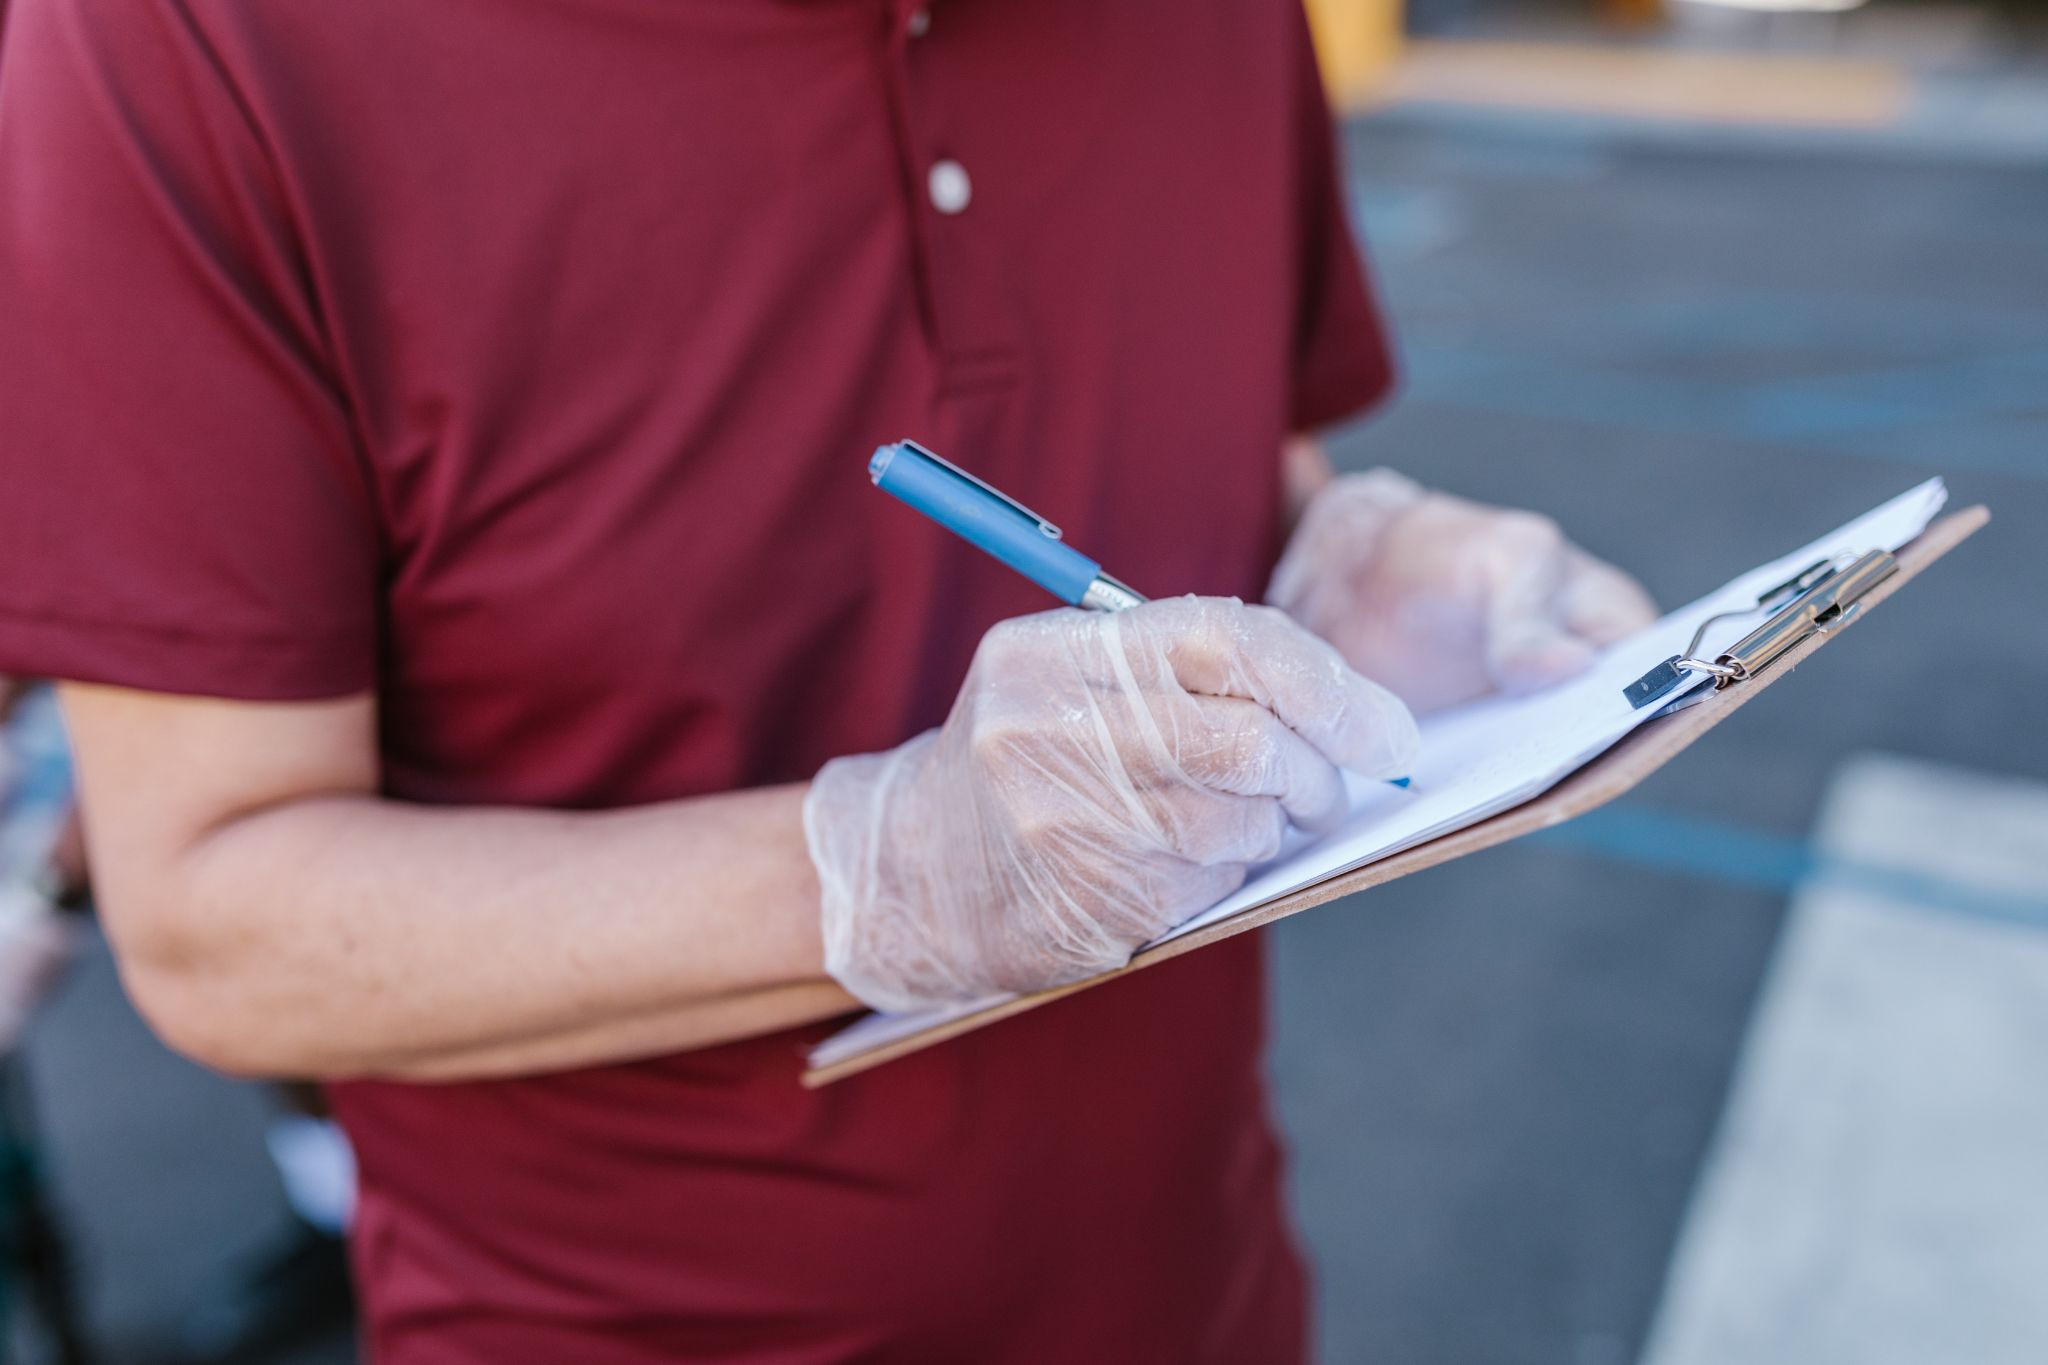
[1602,0,1669,28]
[1374,42,1910,126]
[1304,0,1906,129]
[1304,0,1405,100]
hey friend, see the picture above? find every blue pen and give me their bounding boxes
[867,439,1414,788]
[867,440,1146,612]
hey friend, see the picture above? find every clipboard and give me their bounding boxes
[803,503,1989,1088]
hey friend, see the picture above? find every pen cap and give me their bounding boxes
[869,442,1102,606]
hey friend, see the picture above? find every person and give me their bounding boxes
[0,1,1655,1360]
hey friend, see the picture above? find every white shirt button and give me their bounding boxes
[927,159,972,215]
[906,8,931,37]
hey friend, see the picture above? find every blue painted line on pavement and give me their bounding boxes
[1531,803,2048,931]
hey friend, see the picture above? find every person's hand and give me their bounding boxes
[1267,470,1658,716]
[804,596,1418,1013]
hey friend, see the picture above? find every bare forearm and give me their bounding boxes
[108,781,855,1079]
[396,979,856,1082]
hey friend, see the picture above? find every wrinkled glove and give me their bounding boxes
[1268,470,1658,715]
[806,595,1418,1013]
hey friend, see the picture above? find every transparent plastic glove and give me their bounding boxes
[1268,470,1659,716]
[805,595,1419,1014]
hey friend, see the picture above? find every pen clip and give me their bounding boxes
[892,440,1063,541]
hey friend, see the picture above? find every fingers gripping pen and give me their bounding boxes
[867,439,1415,790]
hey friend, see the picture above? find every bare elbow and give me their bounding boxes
[114,953,287,1079]
[103,894,318,1079]
[128,987,259,1078]
[57,683,383,1076]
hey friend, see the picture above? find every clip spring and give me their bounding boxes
[1623,549,1898,711]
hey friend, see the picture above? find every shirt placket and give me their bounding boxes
[879,0,1020,398]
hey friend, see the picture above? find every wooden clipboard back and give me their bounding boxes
[803,506,1990,1087]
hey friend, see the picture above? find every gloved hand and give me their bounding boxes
[1267,470,1658,715]
[805,595,1418,1013]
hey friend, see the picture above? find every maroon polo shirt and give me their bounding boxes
[0,1,1394,1359]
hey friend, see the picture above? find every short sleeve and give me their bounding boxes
[0,0,378,700]
[1284,11,1397,432]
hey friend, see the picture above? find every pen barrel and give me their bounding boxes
[871,444,1103,605]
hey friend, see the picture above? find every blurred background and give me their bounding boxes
[3,0,2044,1361]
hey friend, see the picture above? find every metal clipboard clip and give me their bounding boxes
[1623,548,1899,711]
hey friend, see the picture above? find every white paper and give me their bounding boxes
[811,479,1949,1071]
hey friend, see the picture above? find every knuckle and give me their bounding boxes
[967,713,1035,769]
[1244,600,1330,664]
[973,617,1034,667]
[1206,795,1281,863]
[1497,509,1564,552]
[1240,600,1286,626]
[1007,809,1067,858]
[1244,802,1288,862]
[1239,601,1294,638]
[1171,605,1232,662]
[1169,790,1261,863]
[1129,593,1193,637]
[1216,721,1274,788]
